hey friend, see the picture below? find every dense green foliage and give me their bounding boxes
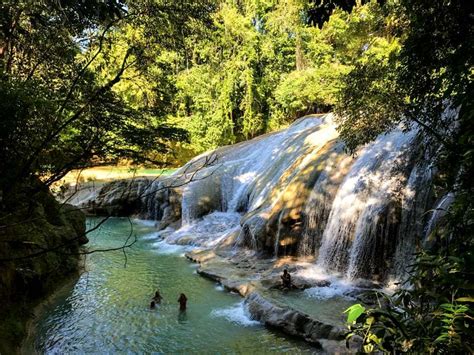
[0,0,401,176]
[100,0,399,160]
[310,0,474,352]
[0,2,212,349]
[0,0,213,196]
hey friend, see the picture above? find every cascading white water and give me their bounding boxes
[82,114,441,283]
[155,116,438,281]
[299,145,354,257]
[425,192,454,238]
[317,129,417,278]
[159,115,340,249]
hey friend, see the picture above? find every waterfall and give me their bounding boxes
[299,144,354,257]
[425,192,454,238]
[82,114,439,283]
[155,116,435,281]
[316,129,418,279]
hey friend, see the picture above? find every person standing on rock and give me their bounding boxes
[178,293,188,311]
[281,269,292,289]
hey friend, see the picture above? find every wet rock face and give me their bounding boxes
[81,178,151,216]
[244,292,345,345]
[141,185,182,229]
[0,202,87,305]
[0,184,87,353]
[62,178,146,216]
[64,177,183,228]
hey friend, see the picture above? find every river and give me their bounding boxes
[26,218,319,353]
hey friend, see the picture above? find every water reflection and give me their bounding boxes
[178,310,188,323]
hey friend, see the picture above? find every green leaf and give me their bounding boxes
[434,334,449,343]
[344,304,366,324]
[456,297,474,303]
[363,344,374,353]
[368,334,381,345]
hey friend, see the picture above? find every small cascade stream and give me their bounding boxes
[317,128,418,280]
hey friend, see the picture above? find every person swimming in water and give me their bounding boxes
[153,290,163,304]
[178,293,187,311]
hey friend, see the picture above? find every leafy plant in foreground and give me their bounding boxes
[344,246,474,353]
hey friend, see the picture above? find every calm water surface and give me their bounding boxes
[29,218,319,354]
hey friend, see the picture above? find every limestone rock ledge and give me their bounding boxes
[62,177,183,230]
[185,249,359,353]
[245,292,343,345]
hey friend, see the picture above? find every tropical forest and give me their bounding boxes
[0,0,473,353]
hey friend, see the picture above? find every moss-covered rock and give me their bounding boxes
[0,181,87,354]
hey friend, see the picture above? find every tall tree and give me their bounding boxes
[308,0,474,352]
[0,0,213,198]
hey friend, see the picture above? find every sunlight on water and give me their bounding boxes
[72,114,434,284]
[211,301,260,327]
[28,218,319,354]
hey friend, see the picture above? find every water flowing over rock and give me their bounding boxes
[77,114,442,283]
[317,129,419,280]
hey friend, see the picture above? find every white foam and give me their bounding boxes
[215,284,225,291]
[164,212,241,247]
[304,279,355,300]
[133,219,157,227]
[381,277,403,295]
[296,265,355,300]
[211,302,260,327]
[152,240,190,255]
[294,265,333,282]
[141,232,160,241]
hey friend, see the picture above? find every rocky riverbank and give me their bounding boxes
[0,183,88,354]
[185,247,363,353]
